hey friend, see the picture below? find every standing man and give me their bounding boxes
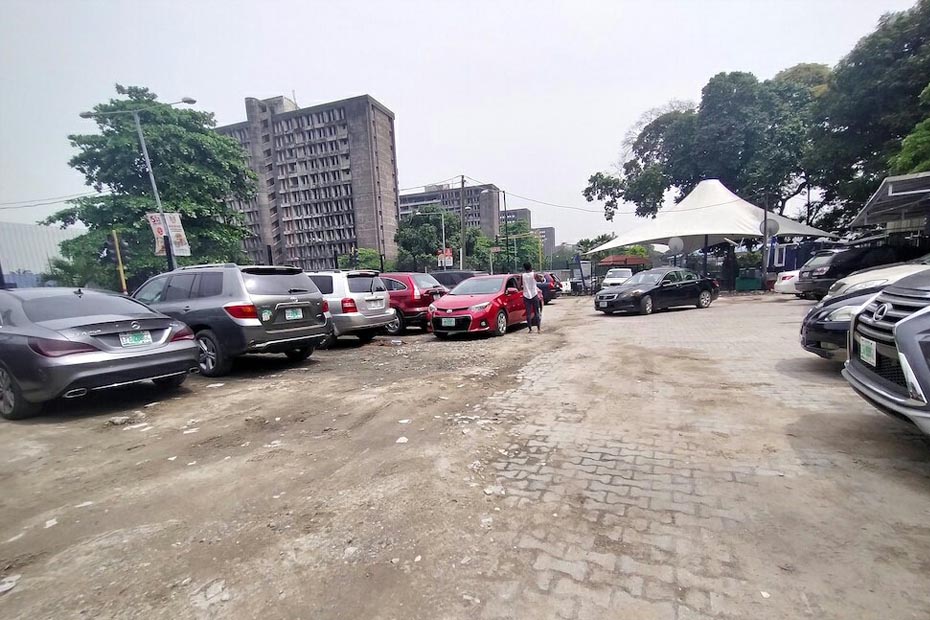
[522,262,541,333]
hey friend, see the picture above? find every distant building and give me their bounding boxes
[0,221,83,286]
[399,183,500,239]
[501,208,532,228]
[216,94,399,270]
[533,226,556,257]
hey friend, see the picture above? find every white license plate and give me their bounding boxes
[119,331,152,347]
[598,301,607,308]
[859,336,877,366]
[284,308,303,320]
[370,302,383,309]
[441,317,456,327]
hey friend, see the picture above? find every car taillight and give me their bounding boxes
[712,279,719,288]
[812,267,829,276]
[224,304,258,319]
[322,300,329,313]
[28,337,98,357]
[341,298,358,313]
[171,326,195,341]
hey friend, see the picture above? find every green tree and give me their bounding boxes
[43,84,256,290]
[337,247,383,270]
[495,221,544,272]
[395,204,447,271]
[576,233,617,262]
[772,63,831,98]
[890,84,930,174]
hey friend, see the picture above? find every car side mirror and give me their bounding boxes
[506,287,519,295]
[661,280,671,287]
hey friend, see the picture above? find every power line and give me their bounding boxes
[398,176,462,193]
[0,191,96,206]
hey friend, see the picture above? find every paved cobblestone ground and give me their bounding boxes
[469,295,930,620]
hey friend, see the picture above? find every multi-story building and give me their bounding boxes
[501,208,532,228]
[533,226,556,257]
[216,95,399,270]
[399,183,500,239]
[0,221,83,287]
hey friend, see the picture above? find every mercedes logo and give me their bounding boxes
[873,303,891,322]
[130,321,141,330]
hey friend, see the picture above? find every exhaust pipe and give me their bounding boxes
[188,367,200,374]
[63,388,88,399]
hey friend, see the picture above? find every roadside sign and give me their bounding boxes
[437,247,453,267]
[490,246,502,253]
[146,213,191,257]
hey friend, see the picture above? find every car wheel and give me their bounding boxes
[357,330,377,344]
[152,374,188,389]
[384,313,405,336]
[639,295,654,315]
[0,365,41,420]
[492,310,508,337]
[196,329,232,377]
[697,290,712,309]
[285,347,314,362]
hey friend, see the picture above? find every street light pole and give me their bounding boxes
[132,110,175,271]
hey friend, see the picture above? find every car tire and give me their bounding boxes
[357,330,377,344]
[285,347,314,362]
[0,364,41,420]
[696,290,713,309]
[492,310,508,337]
[384,313,405,336]
[152,374,188,389]
[639,295,654,315]
[196,329,232,377]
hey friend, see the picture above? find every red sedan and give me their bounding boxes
[428,274,530,338]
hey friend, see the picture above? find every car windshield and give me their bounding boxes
[623,272,661,286]
[411,273,442,289]
[606,269,632,278]
[243,271,319,295]
[22,293,153,323]
[348,276,387,293]
[450,276,506,295]
[804,253,840,268]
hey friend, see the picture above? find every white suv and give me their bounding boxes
[306,270,395,342]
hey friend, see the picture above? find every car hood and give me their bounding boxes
[828,264,930,298]
[602,283,653,295]
[433,293,497,308]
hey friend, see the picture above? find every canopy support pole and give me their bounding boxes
[702,235,708,276]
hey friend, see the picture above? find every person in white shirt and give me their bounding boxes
[521,262,541,333]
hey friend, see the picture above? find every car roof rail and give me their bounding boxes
[175,263,237,270]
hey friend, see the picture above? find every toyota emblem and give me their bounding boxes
[873,303,891,322]
[447,309,453,314]
[130,321,141,330]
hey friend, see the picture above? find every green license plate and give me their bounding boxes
[285,308,303,320]
[441,317,456,327]
[119,331,152,347]
[859,336,876,366]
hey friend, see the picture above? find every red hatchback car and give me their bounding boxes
[381,272,448,335]
[428,274,530,338]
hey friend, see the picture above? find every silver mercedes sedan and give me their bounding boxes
[0,287,199,420]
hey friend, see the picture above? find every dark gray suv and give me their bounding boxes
[134,264,333,376]
[843,270,930,437]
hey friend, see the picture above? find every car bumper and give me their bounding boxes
[594,296,638,312]
[398,308,429,324]
[844,360,930,436]
[429,311,494,334]
[20,341,200,404]
[774,280,797,294]
[241,318,333,352]
[332,309,396,336]
[800,319,848,360]
[795,279,834,296]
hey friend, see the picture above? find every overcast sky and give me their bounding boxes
[0,0,915,244]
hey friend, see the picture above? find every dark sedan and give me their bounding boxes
[800,288,880,360]
[594,267,719,315]
[0,288,199,419]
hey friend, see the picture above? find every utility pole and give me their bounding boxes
[459,175,466,269]
[112,229,128,294]
[132,110,175,271]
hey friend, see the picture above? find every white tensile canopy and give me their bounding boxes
[588,179,834,254]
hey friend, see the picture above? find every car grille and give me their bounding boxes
[432,316,472,331]
[852,289,930,391]
[596,293,618,301]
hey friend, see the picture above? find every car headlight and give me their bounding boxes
[428,304,436,313]
[469,302,491,312]
[841,280,888,294]
[826,305,858,322]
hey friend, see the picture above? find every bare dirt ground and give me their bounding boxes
[1,295,929,620]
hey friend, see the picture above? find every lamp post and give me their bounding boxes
[79,97,197,271]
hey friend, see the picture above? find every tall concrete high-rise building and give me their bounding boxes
[501,208,532,227]
[532,226,556,257]
[399,182,500,239]
[217,95,399,270]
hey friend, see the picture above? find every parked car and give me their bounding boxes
[430,270,488,289]
[0,287,199,419]
[380,272,447,335]
[823,253,930,300]
[843,270,930,437]
[427,274,528,338]
[601,268,633,288]
[799,288,880,360]
[594,267,719,315]
[539,273,562,304]
[306,269,394,343]
[134,264,332,377]
[796,246,910,300]
[774,270,800,295]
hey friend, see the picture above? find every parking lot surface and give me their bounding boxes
[1,295,929,619]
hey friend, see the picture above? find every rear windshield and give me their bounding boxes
[804,253,839,268]
[348,276,387,293]
[411,273,442,289]
[242,272,319,295]
[450,276,506,295]
[606,269,632,278]
[22,294,153,323]
[308,275,333,294]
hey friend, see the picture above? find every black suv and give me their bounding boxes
[843,270,930,437]
[796,246,906,300]
[133,264,333,376]
[430,270,488,289]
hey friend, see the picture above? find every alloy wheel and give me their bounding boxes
[0,368,14,417]
[198,337,217,373]
[385,317,401,334]
[699,291,711,308]
[497,312,507,334]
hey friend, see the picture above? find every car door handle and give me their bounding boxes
[183,305,191,312]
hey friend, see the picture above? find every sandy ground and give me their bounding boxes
[1,296,928,619]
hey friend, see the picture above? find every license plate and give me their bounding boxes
[119,331,152,347]
[598,301,607,308]
[369,301,383,310]
[284,308,303,320]
[441,317,456,327]
[859,336,876,366]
